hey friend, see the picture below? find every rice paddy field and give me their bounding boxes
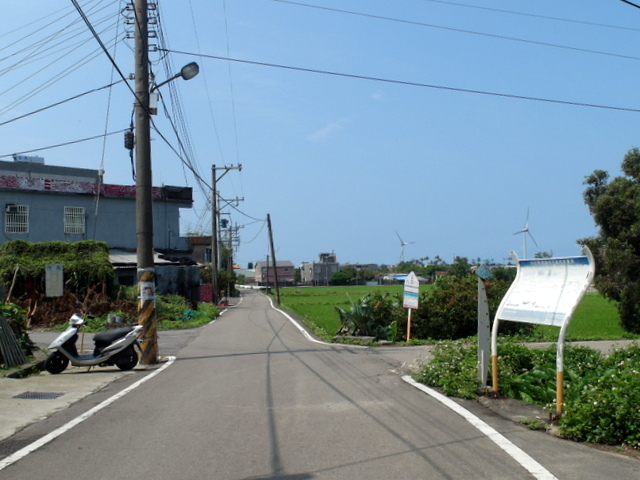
[275,285,633,341]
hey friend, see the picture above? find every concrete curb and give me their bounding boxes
[4,349,46,379]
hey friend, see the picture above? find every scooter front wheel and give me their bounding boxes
[45,351,69,374]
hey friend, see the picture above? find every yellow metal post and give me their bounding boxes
[491,354,499,393]
[556,370,564,414]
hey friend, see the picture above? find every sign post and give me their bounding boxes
[491,246,595,414]
[45,264,63,298]
[403,271,419,341]
[475,265,492,388]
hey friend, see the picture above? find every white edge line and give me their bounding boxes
[266,292,554,479]
[0,356,177,472]
[266,295,332,346]
[266,294,368,348]
[401,376,558,480]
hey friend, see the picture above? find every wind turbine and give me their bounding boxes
[513,209,538,259]
[396,231,415,264]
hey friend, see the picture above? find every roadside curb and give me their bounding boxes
[4,349,46,379]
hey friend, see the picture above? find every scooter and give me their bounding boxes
[44,313,144,374]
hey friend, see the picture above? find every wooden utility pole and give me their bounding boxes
[267,214,280,305]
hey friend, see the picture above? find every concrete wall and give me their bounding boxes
[0,189,189,251]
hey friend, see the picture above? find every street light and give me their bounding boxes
[134,54,199,365]
[151,62,200,93]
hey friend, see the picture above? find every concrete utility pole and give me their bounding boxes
[210,164,242,303]
[267,214,280,306]
[133,1,199,364]
[133,0,157,365]
[211,165,218,304]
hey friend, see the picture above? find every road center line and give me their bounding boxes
[0,356,176,472]
[402,376,558,480]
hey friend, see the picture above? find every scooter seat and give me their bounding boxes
[93,327,133,344]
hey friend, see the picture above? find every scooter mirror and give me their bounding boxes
[69,314,85,327]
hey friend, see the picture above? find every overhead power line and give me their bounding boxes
[161,49,640,114]
[620,0,640,9]
[0,80,124,127]
[0,129,127,159]
[420,0,640,32]
[269,0,640,62]
[70,0,138,101]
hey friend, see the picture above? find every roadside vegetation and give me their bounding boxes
[277,283,624,343]
[0,240,220,371]
[418,340,640,447]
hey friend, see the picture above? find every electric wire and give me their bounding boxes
[0,80,124,127]
[620,0,640,9]
[162,49,640,114]
[419,0,640,32]
[0,4,121,116]
[222,0,241,167]
[154,5,209,203]
[70,0,139,103]
[0,45,116,116]
[0,129,127,159]
[0,2,82,43]
[268,0,640,63]
[187,0,227,166]
[94,0,126,239]
[0,0,114,55]
[0,11,116,69]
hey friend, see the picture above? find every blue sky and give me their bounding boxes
[2,1,640,268]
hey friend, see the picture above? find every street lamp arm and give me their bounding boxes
[150,62,199,92]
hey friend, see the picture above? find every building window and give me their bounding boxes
[64,206,85,234]
[5,204,29,234]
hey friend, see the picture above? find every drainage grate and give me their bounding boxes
[13,391,65,400]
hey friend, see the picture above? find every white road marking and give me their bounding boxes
[0,356,176,472]
[266,295,334,346]
[402,376,558,480]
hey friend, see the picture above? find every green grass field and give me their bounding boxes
[277,285,634,342]
[535,291,633,341]
[278,285,404,339]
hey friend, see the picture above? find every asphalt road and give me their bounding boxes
[1,290,639,479]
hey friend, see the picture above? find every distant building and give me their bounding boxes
[255,260,295,286]
[342,262,380,272]
[189,235,213,264]
[300,251,340,285]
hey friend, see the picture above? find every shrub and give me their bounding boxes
[416,340,478,398]
[0,240,113,297]
[411,275,532,340]
[335,291,403,341]
[417,340,640,446]
[559,344,640,446]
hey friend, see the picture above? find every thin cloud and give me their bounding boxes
[307,118,350,142]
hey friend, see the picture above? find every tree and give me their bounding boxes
[330,271,351,286]
[448,256,471,277]
[582,148,640,333]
